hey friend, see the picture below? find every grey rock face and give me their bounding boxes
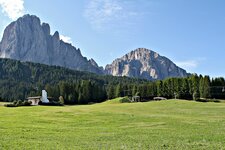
[0,14,188,80]
[0,14,103,74]
[105,48,188,80]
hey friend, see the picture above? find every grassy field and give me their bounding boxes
[0,99,225,149]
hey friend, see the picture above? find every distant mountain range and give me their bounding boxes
[0,14,189,80]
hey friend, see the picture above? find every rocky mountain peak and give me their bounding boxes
[53,31,60,40]
[18,14,41,25]
[89,58,98,67]
[0,14,189,80]
[42,23,50,35]
[121,48,159,61]
[105,48,188,80]
[0,14,104,74]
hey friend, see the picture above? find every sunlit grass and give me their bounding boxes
[0,99,225,149]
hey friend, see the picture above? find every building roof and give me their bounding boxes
[153,97,167,100]
[27,96,41,99]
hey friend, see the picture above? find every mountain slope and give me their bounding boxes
[105,48,188,80]
[0,14,103,74]
[0,58,146,101]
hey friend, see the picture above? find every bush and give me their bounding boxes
[59,96,64,105]
[195,98,221,103]
[16,100,23,106]
[119,97,131,103]
[39,101,64,106]
[196,99,208,102]
[193,92,200,100]
[13,100,17,105]
[213,99,220,103]
[23,101,32,106]
[4,103,18,107]
[4,100,32,107]
[88,102,95,105]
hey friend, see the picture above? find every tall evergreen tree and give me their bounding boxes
[203,76,211,98]
[115,83,122,97]
[190,74,200,100]
[180,78,190,99]
[200,76,211,98]
[106,85,115,99]
[157,81,163,97]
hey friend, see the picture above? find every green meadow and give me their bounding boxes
[0,99,225,149]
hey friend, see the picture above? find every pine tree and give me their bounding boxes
[203,76,211,98]
[106,85,115,99]
[200,76,211,99]
[115,83,122,98]
[157,81,163,97]
[132,85,137,96]
[190,74,200,100]
[180,78,190,99]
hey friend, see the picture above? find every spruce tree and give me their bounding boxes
[203,76,211,98]
[115,83,122,98]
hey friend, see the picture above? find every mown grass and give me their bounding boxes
[0,99,225,149]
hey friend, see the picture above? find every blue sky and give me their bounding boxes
[0,0,225,77]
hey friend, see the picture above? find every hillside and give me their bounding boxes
[0,58,146,102]
[0,58,224,102]
[0,100,225,149]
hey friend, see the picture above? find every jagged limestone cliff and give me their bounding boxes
[0,14,103,74]
[105,48,188,80]
[0,15,189,80]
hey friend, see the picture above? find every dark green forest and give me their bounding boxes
[0,58,224,104]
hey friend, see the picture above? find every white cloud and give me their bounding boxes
[176,60,199,69]
[60,35,72,44]
[84,0,138,30]
[0,0,25,20]
[176,57,207,70]
[175,57,207,73]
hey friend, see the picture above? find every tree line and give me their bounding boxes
[105,74,225,100]
[0,58,146,103]
[0,58,224,104]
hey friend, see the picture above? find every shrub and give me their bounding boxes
[39,101,64,106]
[16,100,23,106]
[23,101,32,106]
[88,102,95,105]
[193,92,200,100]
[196,99,208,102]
[59,96,64,105]
[119,97,131,103]
[213,99,220,103]
[4,100,32,107]
[4,103,18,107]
[195,98,221,103]
[13,100,17,105]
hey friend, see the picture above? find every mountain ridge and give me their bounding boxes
[0,14,189,80]
[105,48,188,80]
[0,14,104,74]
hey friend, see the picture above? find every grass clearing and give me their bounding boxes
[0,99,225,149]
